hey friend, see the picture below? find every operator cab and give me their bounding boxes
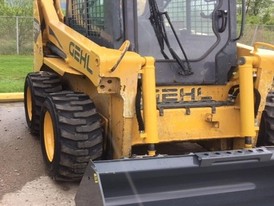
[137,0,238,85]
[66,0,239,85]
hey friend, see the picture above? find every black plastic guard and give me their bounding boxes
[75,147,274,206]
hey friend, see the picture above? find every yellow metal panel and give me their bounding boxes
[110,95,134,158]
[237,43,253,57]
[156,85,234,102]
[33,0,44,72]
[132,106,242,145]
[54,0,64,22]
[44,57,83,76]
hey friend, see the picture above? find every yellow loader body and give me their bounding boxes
[24,0,274,205]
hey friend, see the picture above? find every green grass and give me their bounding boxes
[0,55,33,93]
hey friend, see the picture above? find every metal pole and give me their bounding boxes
[16,16,19,55]
[238,57,256,148]
[141,57,159,145]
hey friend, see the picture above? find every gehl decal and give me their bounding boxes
[69,42,93,74]
[156,88,203,102]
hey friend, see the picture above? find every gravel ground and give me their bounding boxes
[0,102,206,206]
[0,102,78,206]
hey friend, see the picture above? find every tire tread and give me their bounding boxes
[42,91,103,181]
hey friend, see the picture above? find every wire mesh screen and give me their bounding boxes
[71,0,87,35]
[70,0,104,37]
[165,1,186,21]
[166,0,217,35]
[190,0,216,35]
[0,16,33,55]
[165,0,186,29]
[0,17,17,54]
[241,25,274,46]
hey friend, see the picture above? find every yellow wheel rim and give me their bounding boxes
[44,111,55,162]
[26,87,32,121]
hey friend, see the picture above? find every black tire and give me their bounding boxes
[257,92,274,146]
[24,71,62,135]
[40,91,103,181]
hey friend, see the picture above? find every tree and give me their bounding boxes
[237,0,274,25]
[0,0,32,16]
[245,0,272,16]
[262,6,274,25]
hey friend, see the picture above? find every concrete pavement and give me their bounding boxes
[0,102,78,206]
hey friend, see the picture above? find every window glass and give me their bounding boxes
[138,0,218,60]
[88,0,105,36]
[70,0,105,37]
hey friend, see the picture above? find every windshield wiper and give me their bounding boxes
[148,0,193,76]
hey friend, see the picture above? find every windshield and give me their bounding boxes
[137,0,218,60]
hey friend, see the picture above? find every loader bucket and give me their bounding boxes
[75,147,274,206]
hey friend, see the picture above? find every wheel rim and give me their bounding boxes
[44,111,55,162]
[26,86,32,121]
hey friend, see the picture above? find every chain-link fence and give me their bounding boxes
[240,24,274,46]
[0,16,33,55]
[0,16,274,55]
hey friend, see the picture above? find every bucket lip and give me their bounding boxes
[91,147,274,174]
[92,154,200,174]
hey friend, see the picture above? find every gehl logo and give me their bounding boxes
[69,42,93,74]
[156,88,203,102]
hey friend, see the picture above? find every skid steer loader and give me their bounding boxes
[25,0,274,205]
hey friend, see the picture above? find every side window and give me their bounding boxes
[70,0,123,48]
[70,0,104,36]
[165,0,217,36]
[137,0,219,60]
[88,0,104,37]
[190,0,216,36]
[70,0,87,35]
